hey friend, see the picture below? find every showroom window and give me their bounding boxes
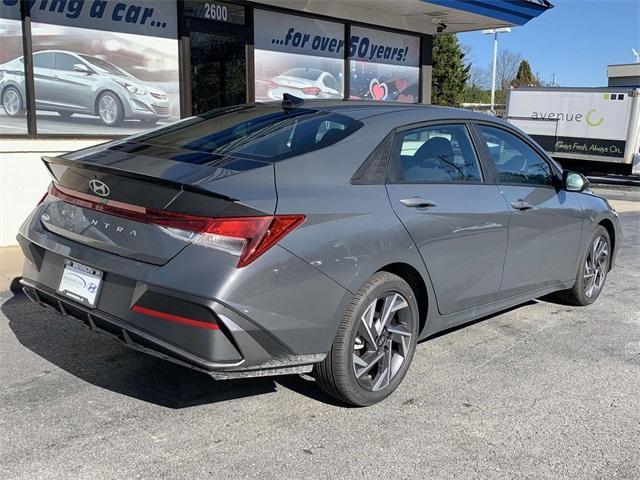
[349,26,420,103]
[1,1,428,138]
[253,9,345,103]
[0,13,28,134]
[30,22,180,135]
[1,0,179,137]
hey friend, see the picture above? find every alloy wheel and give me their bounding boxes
[3,89,21,115]
[584,235,608,298]
[352,292,413,392]
[99,94,118,125]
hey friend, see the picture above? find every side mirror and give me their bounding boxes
[73,63,91,74]
[563,170,589,192]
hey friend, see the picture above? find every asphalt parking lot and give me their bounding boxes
[1,186,638,480]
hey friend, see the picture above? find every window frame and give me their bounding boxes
[469,121,562,189]
[386,120,487,185]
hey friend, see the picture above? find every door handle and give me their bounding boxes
[510,200,533,211]
[400,197,437,208]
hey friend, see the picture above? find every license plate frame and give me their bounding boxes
[57,259,104,308]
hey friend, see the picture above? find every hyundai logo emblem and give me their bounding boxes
[88,179,110,197]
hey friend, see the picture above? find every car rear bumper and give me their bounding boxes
[20,277,325,379]
[17,222,333,379]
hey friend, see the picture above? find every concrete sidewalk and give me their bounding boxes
[0,246,23,292]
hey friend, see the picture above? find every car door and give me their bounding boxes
[473,124,583,297]
[32,52,54,107]
[49,53,94,113]
[385,122,510,315]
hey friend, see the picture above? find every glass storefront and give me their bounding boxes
[0,15,28,134]
[349,26,420,103]
[30,23,180,135]
[254,9,345,102]
[0,1,427,138]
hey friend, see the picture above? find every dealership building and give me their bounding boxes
[0,0,551,246]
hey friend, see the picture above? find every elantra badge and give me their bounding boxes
[88,179,110,197]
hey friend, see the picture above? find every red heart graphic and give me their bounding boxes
[370,81,387,101]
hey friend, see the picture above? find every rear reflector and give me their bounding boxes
[47,182,305,267]
[131,305,220,330]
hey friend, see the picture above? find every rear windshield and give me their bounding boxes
[130,105,362,163]
[283,68,322,80]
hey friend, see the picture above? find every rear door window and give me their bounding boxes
[33,52,54,69]
[389,124,483,183]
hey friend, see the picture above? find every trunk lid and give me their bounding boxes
[41,142,276,265]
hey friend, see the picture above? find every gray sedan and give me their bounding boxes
[17,100,620,406]
[0,50,170,126]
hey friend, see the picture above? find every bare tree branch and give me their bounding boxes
[495,49,523,91]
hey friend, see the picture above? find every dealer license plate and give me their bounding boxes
[57,260,103,308]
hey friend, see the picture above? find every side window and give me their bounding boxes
[322,75,338,90]
[477,125,554,186]
[389,124,483,183]
[33,52,53,69]
[53,53,80,72]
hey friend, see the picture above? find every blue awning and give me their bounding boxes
[424,0,553,27]
[253,0,554,34]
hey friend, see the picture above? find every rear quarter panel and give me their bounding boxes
[273,122,438,340]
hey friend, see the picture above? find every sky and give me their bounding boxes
[457,0,640,87]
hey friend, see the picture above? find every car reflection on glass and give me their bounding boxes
[267,68,342,100]
[0,50,171,127]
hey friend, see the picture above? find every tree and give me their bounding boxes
[512,59,540,87]
[431,34,470,106]
[495,49,522,91]
[468,65,491,90]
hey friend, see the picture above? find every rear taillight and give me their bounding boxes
[301,87,321,95]
[268,80,278,89]
[196,215,305,267]
[48,183,305,267]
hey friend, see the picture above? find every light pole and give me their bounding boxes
[482,27,511,114]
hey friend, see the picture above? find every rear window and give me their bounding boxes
[283,68,322,80]
[131,105,362,163]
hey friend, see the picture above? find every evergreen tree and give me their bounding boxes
[431,34,470,106]
[512,60,540,87]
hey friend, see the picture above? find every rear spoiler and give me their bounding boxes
[41,156,266,218]
[42,156,234,201]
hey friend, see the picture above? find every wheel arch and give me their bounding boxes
[376,262,428,336]
[93,89,123,116]
[598,218,616,270]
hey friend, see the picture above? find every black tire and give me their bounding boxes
[57,111,73,119]
[314,271,420,406]
[96,91,124,127]
[2,86,25,117]
[553,225,611,306]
